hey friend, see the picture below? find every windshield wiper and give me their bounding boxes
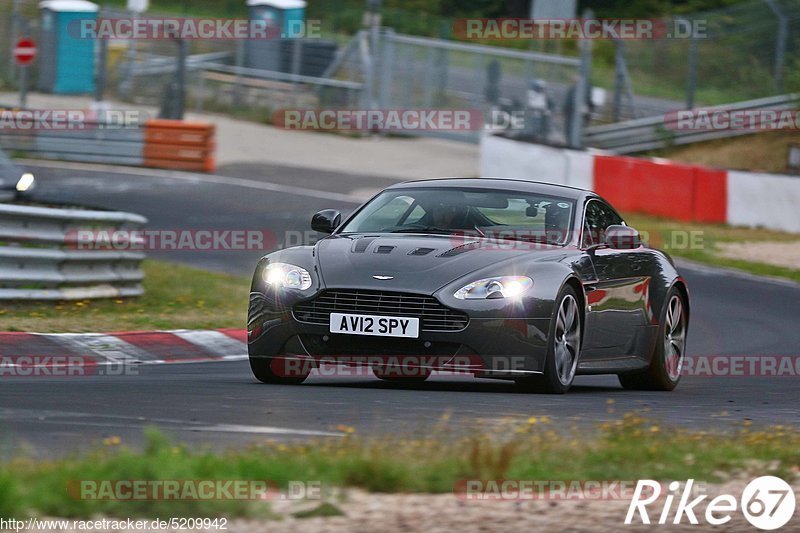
[485,232,564,246]
[389,226,454,234]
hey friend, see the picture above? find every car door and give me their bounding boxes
[580,199,651,360]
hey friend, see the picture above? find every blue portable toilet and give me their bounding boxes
[245,0,307,72]
[38,0,99,94]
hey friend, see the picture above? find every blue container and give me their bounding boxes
[38,0,98,94]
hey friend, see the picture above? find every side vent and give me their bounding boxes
[408,247,435,256]
[437,241,481,257]
[351,237,377,253]
[374,245,395,254]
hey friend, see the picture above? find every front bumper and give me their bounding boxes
[247,289,552,378]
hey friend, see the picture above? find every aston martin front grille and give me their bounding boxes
[293,290,469,332]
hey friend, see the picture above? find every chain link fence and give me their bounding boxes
[595,0,800,122]
[1,0,799,146]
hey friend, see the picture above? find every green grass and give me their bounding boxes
[1,416,798,519]
[646,130,800,174]
[0,260,249,333]
[623,213,800,283]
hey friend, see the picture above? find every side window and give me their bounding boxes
[583,200,623,247]
[358,195,416,231]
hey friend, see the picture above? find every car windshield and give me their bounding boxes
[339,187,576,245]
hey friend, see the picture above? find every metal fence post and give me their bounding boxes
[763,0,788,93]
[378,29,395,109]
[176,38,187,119]
[569,11,593,149]
[8,0,22,84]
[95,37,108,102]
[686,34,698,110]
[233,39,245,107]
[613,39,625,122]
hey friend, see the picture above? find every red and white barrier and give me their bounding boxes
[481,135,800,233]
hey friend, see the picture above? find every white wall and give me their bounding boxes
[728,171,800,233]
[480,135,594,191]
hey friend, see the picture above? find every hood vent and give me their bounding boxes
[437,241,481,258]
[374,245,395,254]
[408,247,435,256]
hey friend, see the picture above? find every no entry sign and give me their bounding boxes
[13,38,37,67]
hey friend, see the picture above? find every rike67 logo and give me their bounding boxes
[626,477,796,530]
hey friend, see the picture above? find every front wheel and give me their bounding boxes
[618,287,688,391]
[250,355,310,385]
[516,285,582,394]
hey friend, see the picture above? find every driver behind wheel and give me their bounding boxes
[424,202,471,229]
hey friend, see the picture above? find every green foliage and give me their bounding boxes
[3,419,800,519]
[0,469,20,517]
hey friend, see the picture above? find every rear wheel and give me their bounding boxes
[618,287,687,391]
[250,355,310,385]
[516,285,582,394]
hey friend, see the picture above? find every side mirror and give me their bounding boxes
[311,209,341,234]
[605,225,641,250]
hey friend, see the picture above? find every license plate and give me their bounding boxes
[329,313,419,338]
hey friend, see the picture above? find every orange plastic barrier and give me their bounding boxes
[143,120,216,172]
[594,155,727,223]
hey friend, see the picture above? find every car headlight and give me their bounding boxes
[263,262,312,290]
[454,276,532,300]
[16,173,34,192]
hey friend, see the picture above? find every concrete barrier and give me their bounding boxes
[480,135,593,190]
[728,171,800,233]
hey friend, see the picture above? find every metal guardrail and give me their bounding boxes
[583,93,800,153]
[0,126,145,166]
[0,203,147,300]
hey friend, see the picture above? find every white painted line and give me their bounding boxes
[18,159,364,204]
[191,423,344,437]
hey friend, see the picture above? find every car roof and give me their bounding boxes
[387,177,594,201]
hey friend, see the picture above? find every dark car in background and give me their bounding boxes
[248,178,689,394]
[0,148,35,203]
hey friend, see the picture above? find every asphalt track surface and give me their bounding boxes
[1,161,799,456]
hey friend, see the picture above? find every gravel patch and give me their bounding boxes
[16,478,799,532]
[716,241,800,271]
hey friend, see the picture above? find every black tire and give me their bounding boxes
[516,284,582,394]
[618,286,688,391]
[250,355,310,385]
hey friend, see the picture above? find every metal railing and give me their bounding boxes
[0,123,145,166]
[0,202,147,300]
[583,93,800,153]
